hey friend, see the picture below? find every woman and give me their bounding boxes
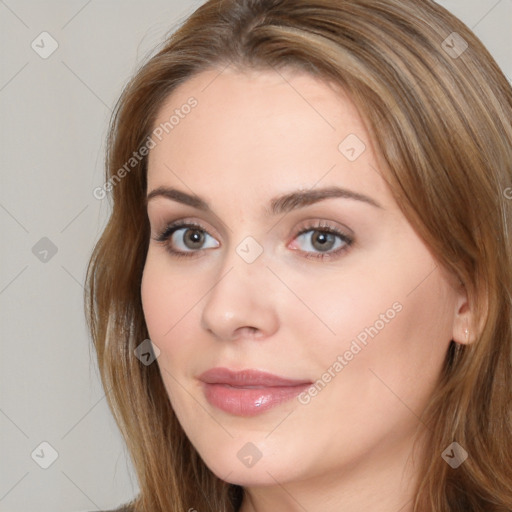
[85,0,512,510]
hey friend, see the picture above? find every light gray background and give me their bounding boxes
[0,1,510,511]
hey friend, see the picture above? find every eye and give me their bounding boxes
[290,222,353,260]
[153,221,219,259]
[152,220,354,261]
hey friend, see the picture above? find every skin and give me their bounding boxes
[141,66,473,512]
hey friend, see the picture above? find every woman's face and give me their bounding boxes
[141,67,466,489]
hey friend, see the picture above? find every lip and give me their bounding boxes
[198,367,312,417]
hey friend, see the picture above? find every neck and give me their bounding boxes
[238,431,425,512]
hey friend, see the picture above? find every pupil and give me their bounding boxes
[313,231,334,251]
[186,229,204,248]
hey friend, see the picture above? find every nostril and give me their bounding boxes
[235,326,262,339]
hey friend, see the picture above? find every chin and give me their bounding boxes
[212,463,291,487]
[197,441,306,487]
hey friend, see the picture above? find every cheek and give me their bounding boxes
[287,264,404,365]
[140,253,216,401]
[288,274,453,463]
[140,260,170,339]
[141,253,200,341]
[295,250,454,399]
[140,257,198,406]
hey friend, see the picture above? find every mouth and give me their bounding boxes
[198,367,312,417]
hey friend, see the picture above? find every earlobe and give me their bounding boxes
[453,314,474,345]
[452,278,488,346]
[452,282,474,345]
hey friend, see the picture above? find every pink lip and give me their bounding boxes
[198,367,312,417]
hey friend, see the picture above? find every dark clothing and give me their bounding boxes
[91,505,134,512]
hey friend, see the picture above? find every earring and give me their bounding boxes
[464,328,469,342]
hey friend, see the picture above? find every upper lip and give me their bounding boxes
[199,367,312,387]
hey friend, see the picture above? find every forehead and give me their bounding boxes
[146,66,393,210]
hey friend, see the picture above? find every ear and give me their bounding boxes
[451,280,486,345]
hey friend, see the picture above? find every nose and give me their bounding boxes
[200,248,279,342]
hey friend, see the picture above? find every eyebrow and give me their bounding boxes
[145,185,383,215]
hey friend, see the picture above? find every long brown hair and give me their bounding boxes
[84,0,512,510]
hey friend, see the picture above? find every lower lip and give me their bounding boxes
[202,383,311,416]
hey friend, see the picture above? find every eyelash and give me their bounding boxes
[152,220,354,261]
